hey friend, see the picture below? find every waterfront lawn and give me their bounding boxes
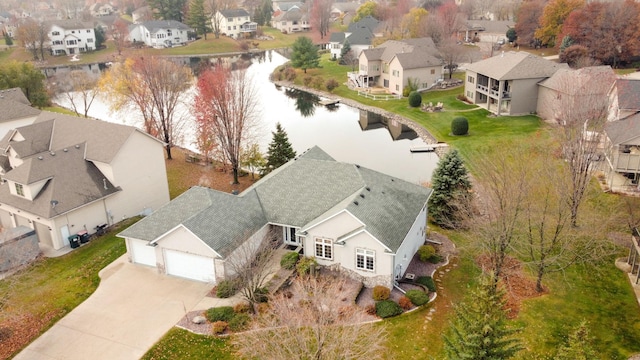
[0,220,134,359]
[0,47,14,62]
[141,328,235,360]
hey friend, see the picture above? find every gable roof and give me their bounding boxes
[140,20,192,33]
[0,88,31,105]
[466,51,568,80]
[219,9,250,18]
[0,98,40,124]
[362,38,443,69]
[48,19,93,30]
[538,66,615,95]
[606,113,640,145]
[347,15,379,33]
[120,146,431,255]
[613,79,640,111]
[345,26,374,46]
[273,7,306,22]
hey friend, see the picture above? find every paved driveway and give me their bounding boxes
[14,255,211,360]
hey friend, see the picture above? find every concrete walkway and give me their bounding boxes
[14,255,211,360]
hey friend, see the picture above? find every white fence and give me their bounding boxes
[357,91,402,101]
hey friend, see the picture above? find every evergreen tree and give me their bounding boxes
[264,123,296,175]
[4,31,13,46]
[443,274,522,360]
[148,0,187,22]
[187,0,210,39]
[555,321,598,360]
[428,149,472,229]
[339,40,351,64]
[290,37,319,73]
[94,27,106,48]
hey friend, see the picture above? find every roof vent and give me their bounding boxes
[50,151,55,156]
[359,193,365,199]
[365,186,370,191]
[75,144,80,149]
[38,156,43,160]
[355,164,360,168]
[353,200,359,205]
[63,148,68,152]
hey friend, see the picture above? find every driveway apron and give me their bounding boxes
[14,255,211,360]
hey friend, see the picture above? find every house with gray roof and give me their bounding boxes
[119,146,431,288]
[271,5,310,34]
[48,19,96,55]
[329,15,380,61]
[215,9,257,38]
[608,77,640,122]
[354,37,444,95]
[0,112,170,251]
[603,113,640,189]
[0,88,41,139]
[128,20,192,48]
[464,51,568,115]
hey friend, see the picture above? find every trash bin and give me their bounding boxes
[68,234,80,249]
[78,230,89,244]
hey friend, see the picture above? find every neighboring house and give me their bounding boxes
[272,1,303,12]
[215,9,257,38]
[48,19,96,55]
[0,112,170,250]
[271,5,309,34]
[537,66,616,122]
[0,88,41,137]
[94,14,131,33]
[355,37,444,95]
[603,113,640,188]
[330,2,359,22]
[608,77,640,122]
[329,15,380,60]
[128,20,192,48]
[132,6,152,24]
[119,146,431,288]
[464,51,568,116]
[90,3,116,17]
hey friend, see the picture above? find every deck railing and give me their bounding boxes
[357,91,402,101]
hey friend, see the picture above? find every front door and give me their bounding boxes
[283,226,299,246]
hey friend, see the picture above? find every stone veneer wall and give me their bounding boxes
[0,228,39,273]
[325,263,393,289]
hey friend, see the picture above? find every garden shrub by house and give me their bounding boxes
[228,313,251,332]
[296,257,318,275]
[408,91,422,107]
[216,280,236,298]
[212,321,228,335]
[376,300,403,318]
[406,289,430,306]
[398,296,413,310]
[372,285,391,301]
[416,276,436,292]
[205,306,236,322]
[418,245,436,262]
[280,251,299,269]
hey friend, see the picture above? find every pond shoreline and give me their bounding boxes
[270,79,448,157]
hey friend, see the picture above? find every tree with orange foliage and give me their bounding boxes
[514,0,545,47]
[193,65,260,184]
[535,0,584,47]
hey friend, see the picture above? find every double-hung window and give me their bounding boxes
[356,248,374,271]
[315,238,333,260]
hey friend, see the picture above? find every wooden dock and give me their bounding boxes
[410,143,448,153]
[319,99,340,106]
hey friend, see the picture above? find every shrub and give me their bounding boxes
[212,321,228,335]
[280,251,300,270]
[239,41,250,51]
[256,302,270,314]
[312,76,324,89]
[416,276,437,292]
[234,302,251,314]
[228,313,251,332]
[451,116,469,136]
[303,76,313,86]
[284,67,297,81]
[372,285,391,301]
[406,289,430,306]
[456,93,468,102]
[418,245,436,262]
[296,257,318,275]
[365,304,377,315]
[376,300,403,318]
[403,86,412,98]
[428,254,444,264]
[216,280,236,298]
[205,306,235,322]
[326,78,340,92]
[408,91,422,107]
[254,287,269,303]
[398,296,413,310]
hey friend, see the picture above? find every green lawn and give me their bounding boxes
[141,328,235,360]
[0,219,137,358]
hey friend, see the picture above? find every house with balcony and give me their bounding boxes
[271,5,309,33]
[48,19,96,55]
[215,9,257,38]
[128,20,192,48]
[464,51,568,116]
[603,113,640,190]
[353,37,443,95]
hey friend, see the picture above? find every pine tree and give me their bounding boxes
[264,123,296,175]
[290,37,319,73]
[339,40,351,65]
[555,321,598,360]
[187,0,210,39]
[428,149,472,229]
[443,274,522,360]
[4,32,13,46]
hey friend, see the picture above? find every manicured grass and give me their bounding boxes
[0,46,14,62]
[0,219,137,358]
[43,106,78,116]
[141,328,235,360]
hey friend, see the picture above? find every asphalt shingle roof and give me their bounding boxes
[538,66,615,95]
[0,88,31,105]
[615,79,640,111]
[121,147,432,256]
[466,51,568,80]
[606,113,640,145]
[362,38,442,69]
[141,20,192,33]
[219,9,250,18]
[0,98,40,124]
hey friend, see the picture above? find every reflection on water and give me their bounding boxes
[53,51,438,184]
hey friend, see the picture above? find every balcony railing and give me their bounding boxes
[614,152,640,172]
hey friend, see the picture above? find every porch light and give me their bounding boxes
[147,242,158,247]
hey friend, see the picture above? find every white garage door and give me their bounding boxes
[130,239,157,267]
[165,249,215,283]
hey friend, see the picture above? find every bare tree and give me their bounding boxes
[16,18,46,61]
[111,19,129,55]
[55,70,99,117]
[194,64,260,184]
[234,276,387,360]
[100,57,193,159]
[438,38,468,79]
[311,0,334,40]
[224,228,278,310]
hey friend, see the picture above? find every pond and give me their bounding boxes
[55,51,439,184]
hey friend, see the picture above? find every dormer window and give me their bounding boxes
[15,183,24,197]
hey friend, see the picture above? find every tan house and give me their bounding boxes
[271,5,310,33]
[603,114,640,189]
[0,112,170,250]
[119,147,431,288]
[215,9,257,38]
[537,66,616,122]
[464,51,568,116]
[354,38,444,95]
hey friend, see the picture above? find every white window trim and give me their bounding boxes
[314,237,333,260]
[356,248,375,272]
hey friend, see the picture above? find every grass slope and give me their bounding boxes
[141,328,235,360]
